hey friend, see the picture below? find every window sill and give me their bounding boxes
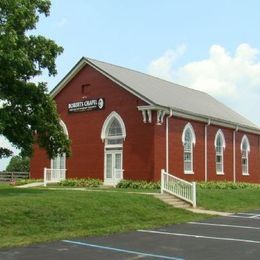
[242,173,250,176]
[184,171,194,175]
[216,172,224,175]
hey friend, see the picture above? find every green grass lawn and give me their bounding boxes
[198,187,260,212]
[0,184,208,248]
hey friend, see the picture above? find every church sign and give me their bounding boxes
[68,98,105,112]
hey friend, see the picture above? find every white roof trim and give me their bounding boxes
[50,58,86,98]
[50,57,153,106]
[50,57,260,134]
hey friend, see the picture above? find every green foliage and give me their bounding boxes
[0,148,12,158]
[5,155,30,172]
[59,178,102,187]
[0,0,70,159]
[116,179,160,190]
[198,181,260,190]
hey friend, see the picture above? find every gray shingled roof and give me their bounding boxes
[51,57,259,131]
[87,58,259,130]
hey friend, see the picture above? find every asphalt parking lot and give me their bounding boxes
[1,211,260,260]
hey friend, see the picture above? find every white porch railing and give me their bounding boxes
[43,168,66,187]
[161,169,196,208]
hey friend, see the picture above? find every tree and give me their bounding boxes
[6,155,30,172]
[0,0,70,159]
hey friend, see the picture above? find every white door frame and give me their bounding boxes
[104,150,123,186]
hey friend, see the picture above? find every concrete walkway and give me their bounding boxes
[186,207,231,216]
[16,182,44,188]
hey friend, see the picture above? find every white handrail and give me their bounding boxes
[44,168,67,187]
[161,169,196,208]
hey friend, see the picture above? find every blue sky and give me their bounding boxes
[1,0,260,170]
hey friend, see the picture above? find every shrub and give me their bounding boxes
[197,181,260,190]
[6,156,30,172]
[116,179,160,190]
[59,178,102,187]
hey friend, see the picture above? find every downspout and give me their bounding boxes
[205,119,211,182]
[166,109,173,172]
[233,126,239,183]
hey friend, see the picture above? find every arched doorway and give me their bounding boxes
[50,120,68,181]
[101,112,126,185]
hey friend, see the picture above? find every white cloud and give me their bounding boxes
[147,45,186,81]
[147,43,260,125]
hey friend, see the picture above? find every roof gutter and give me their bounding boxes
[166,109,173,172]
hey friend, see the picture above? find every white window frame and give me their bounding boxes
[51,119,68,170]
[101,111,126,185]
[241,135,250,176]
[101,111,126,142]
[214,129,226,175]
[182,123,196,174]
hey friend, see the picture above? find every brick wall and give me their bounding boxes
[30,63,260,183]
[30,64,155,181]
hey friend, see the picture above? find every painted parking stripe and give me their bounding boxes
[62,240,184,260]
[226,215,260,220]
[232,213,260,218]
[138,230,260,244]
[235,212,260,216]
[249,214,260,219]
[188,222,260,230]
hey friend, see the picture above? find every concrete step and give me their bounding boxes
[159,197,182,202]
[154,192,192,209]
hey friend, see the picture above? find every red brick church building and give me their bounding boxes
[30,57,260,185]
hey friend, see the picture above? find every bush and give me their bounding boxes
[198,181,260,190]
[6,156,30,172]
[116,179,160,190]
[59,178,102,187]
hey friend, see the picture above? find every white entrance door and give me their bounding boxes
[104,151,123,185]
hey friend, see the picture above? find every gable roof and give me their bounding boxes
[51,57,260,132]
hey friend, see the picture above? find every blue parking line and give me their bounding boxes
[62,240,184,260]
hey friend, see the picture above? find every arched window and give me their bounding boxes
[106,118,124,146]
[214,129,225,174]
[51,120,68,170]
[241,135,250,175]
[182,123,196,174]
[101,111,126,147]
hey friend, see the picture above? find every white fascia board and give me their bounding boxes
[50,57,154,106]
[137,105,169,112]
[138,105,260,135]
[85,59,154,106]
[50,58,87,98]
[50,57,260,135]
[173,110,260,134]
